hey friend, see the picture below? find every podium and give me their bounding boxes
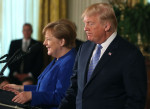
[0,89,41,109]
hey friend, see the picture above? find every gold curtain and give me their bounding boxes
[38,0,67,67]
[38,0,66,41]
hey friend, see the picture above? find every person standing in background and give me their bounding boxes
[59,3,147,109]
[8,23,43,84]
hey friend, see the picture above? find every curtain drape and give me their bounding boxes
[38,0,67,67]
[38,0,66,41]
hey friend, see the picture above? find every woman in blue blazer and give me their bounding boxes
[3,19,77,109]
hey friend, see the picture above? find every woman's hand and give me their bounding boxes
[3,84,24,93]
[12,91,32,104]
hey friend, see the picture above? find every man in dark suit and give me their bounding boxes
[8,23,43,84]
[59,3,147,109]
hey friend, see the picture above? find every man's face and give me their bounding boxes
[22,25,32,40]
[83,14,106,44]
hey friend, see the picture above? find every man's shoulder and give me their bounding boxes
[116,35,143,56]
[10,39,22,46]
[11,39,22,43]
[117,36,138,50]
[31,38,41,43]
[82,40,95,46]
[80,40,95,50]
[77,40,95,56]
[31,39,43,45]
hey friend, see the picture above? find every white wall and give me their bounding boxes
[67,0,109,41]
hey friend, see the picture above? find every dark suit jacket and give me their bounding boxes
[8,39,43,83]
[59,35,147,109]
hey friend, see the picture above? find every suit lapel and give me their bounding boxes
[84,36,120,88]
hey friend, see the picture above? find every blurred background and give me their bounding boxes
[0,0,150,107]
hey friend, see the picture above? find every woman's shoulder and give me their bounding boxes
[58,48,76,65]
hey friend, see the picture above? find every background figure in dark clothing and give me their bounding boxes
[8,23,43,84]
[75,39,83,51]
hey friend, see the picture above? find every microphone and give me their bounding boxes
[0,49,21,76]
[0,43,40,76]
[0,54,8,63]
[0,60,7,63]
[0,54,8,60]
[10,43,40,64]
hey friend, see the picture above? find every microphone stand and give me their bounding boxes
[0,49,21,77]
[0,43,39,76]
[0,54,8,60]
[10,52,29,64]
[0,54,8,63]
[9,43,38,64]
[0,60,7,63]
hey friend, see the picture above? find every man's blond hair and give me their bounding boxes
[82,3,118,32]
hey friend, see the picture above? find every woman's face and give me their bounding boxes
[43,30,63,58]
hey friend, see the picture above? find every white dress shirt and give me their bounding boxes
[91,32,117,60]
[22,38,31,52]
